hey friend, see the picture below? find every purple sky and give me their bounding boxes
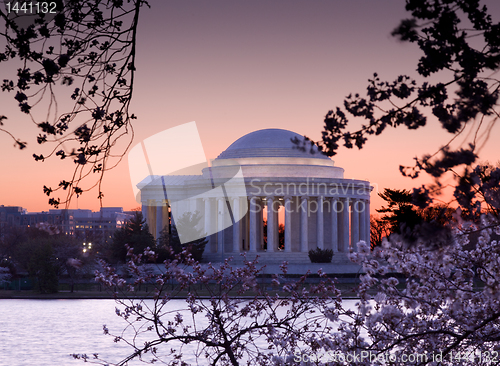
[1,0,499,213]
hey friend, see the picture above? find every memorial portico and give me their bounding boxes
[138,129,371,265]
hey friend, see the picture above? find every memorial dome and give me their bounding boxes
[208,128,344,179]
[216,128,329,160]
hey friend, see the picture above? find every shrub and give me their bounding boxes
[308,247,334,263]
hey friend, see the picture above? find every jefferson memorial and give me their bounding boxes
[138,128,371,265]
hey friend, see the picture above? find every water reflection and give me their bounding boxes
[0,298,360,365]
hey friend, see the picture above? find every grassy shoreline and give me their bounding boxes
[0,290,119,299]
[0,281,364,300]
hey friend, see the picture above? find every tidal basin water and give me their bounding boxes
[0,298,359,365]
[0,299,137,366]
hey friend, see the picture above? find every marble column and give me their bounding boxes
[203,198,212,250]
[365,199,371,247]
[331,198,338,252]
[162,203,170,235]
[232,197,240,253]
[147,200,157,238]
[359,200,366,243]
[259,200,265,250]
[190,198,198,215]
[284,196,292,252]
[300,196,309,252]
[141,203,148,228]
[317,196,324,249]
[217,197,225,255]
[274,199,280,250]
[245,204,250,250]
[155,202,163,240]
[342,197,350,252]
[249,197,258,252]
[351,199,360,250]
[267,196,276,252]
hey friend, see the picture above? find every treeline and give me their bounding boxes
[0,211,207,293]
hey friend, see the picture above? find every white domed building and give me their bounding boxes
[139,128,371,267]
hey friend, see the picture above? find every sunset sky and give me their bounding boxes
[1,0,499,214]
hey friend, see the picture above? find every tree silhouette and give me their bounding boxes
[157,211,207,262]
[12,227,82,293]
[370,215,391,249]
[111,211,155,262]
[262,220,285,251]
[377,188,422,234]
[298,0,500,207]
[376,188,456,248]
[0,1,148,207]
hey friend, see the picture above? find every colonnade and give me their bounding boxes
[142,195,370,255]
[142,201,170,241]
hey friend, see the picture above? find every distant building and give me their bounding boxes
[0,206,25,229]
[0,206,132,244]
[25,209,75,235]
[73,207,133,244]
